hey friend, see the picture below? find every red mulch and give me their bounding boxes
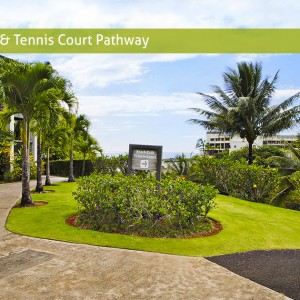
[65,215,223,238]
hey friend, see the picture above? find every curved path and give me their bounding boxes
[0,178,292,299]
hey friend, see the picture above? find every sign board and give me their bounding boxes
[128,144,163,180]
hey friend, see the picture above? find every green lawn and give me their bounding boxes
[6,181,300,257]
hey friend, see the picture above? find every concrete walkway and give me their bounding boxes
[0,178,291,299]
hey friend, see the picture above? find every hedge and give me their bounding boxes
[49,160,94,177]
[49,155,129,178]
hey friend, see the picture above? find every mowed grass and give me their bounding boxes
[6,181,300,257]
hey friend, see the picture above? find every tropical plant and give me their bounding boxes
[74,174,218,237]
[43,123,69,186]
[190,155,279,203]
[93,154,129,176]
[75,133,102,176]
[270,141,300,208]
[63,112,91,182]
[188,62,300,164]
[31,78,75,192]
[0,59,69,205]
[165,153,193,178]
[0,128,13,180]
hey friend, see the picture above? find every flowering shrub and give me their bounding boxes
[73,174,218,237]
[190,156,279,203]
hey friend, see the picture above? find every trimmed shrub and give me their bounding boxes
[49,160,94,177]
[190,156,279,203]
[92,155,128,175]
[74,174,218,237]
[50,155,128,178]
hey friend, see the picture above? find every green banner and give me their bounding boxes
[0,29,300,53]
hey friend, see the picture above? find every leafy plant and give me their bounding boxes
[190,156,279,203]
[164,153,193,178]
[74,174,218,237]
[92,154,129,175]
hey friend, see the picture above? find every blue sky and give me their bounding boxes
[2,0,300,154]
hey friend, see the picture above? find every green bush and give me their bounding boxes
[92,154,128,175]
[229,164,279,203]
[289,171,300,191]
[49,155,129,178]
[190,156,279,203]
[50,159,94,177]
[74,174,218,237]
[190,156,237,195]
[0,142,10,181]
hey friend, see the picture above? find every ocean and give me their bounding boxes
[103,151,196,159]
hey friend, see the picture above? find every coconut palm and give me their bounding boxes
[188,62,300,164]
[0,59,69,205]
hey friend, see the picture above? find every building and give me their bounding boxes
[206,132,297,154]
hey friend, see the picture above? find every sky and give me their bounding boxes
[2,0,300,155]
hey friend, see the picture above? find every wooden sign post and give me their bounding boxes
[128,144,163,181]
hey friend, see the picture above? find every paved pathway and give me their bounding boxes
[0,178,291,299]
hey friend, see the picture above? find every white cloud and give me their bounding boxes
[7,54,197,91]
[2,0,300,29]
[78,92,208,117]
[78,89,299,120]
[272,89,300,104]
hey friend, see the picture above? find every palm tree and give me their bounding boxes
[75,134,102,176]
[32,87,75,192]
[43,123,69,186]
[188,62,300,164]
[165,153,192,177]
[63,112,91,182]
[0,59,68,205]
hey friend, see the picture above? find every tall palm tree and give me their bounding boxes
[0,59,69,205]
[32,88,75,192]
[188,62,300,164]
[63,112,90,182]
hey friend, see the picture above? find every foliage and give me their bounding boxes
[75,133,102,176]
[188,61,300,164]
[0,59,73,205]
[289,171,300,192]
[7,182,300,257]
[62,112,91,182]
[74,174,218,237]
[228,164,279,203]
[93,154,129,175]
[0,141,10,181]
[50,155,129,178]
[50,159,94,177]
[229,145,285,163]
[190,156,279,203]
[164,153,193,178]
[3,149,37,182]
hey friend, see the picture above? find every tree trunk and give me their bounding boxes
[82,154,86,177]
[248,141,254,165]
[20,121,33,206]
[45,146,51,186]
[35,134,43,192]
[68,145,75,182]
